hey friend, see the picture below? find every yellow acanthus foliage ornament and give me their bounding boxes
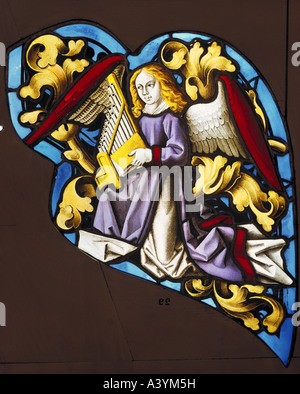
[185,278,285,334]
[51,123,96,174]
[18,34,99,231]
[161,40,236,100]
[56,176,96,231]
[19,34,89,102]
[19,35,96,175]
[192,155,286,232]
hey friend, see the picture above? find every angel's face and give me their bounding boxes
[135,70,162,107]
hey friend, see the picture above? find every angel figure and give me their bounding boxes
[10,28,296,355]
[79,62,293,286]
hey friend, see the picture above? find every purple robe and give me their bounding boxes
[93,111,253,282]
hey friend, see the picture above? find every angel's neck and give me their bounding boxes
[143,98,169,115]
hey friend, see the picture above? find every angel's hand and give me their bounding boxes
[129,148,152,167]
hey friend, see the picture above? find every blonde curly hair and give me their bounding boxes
[129,64,188,118]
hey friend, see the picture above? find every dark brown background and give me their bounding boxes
[0,0,299,374]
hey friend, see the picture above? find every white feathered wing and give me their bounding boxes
[185,80,247,158]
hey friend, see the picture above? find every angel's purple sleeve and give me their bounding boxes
[156,113,189,167]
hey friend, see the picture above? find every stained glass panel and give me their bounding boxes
[6,21,297,367]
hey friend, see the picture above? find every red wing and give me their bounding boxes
[220,75,282,191]
[25,55,125,146]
